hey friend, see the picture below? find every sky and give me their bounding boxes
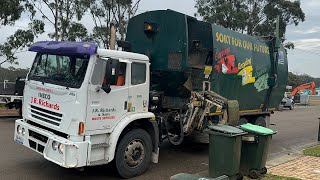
[1,0,320,78]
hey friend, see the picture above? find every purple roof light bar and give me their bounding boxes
[29,41,98,56]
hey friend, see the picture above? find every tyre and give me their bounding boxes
[248,169,260,179]
[115,128,152,179]
[236,172,244,180]
[289,103,294,110]
[260,167,267,175]
[238,118,248,125]
[254,116,266,127]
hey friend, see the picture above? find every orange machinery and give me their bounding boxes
[290,82,316,96]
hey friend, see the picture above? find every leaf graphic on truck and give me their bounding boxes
[254,73,269,92]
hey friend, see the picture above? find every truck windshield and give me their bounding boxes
[28,53,89,88]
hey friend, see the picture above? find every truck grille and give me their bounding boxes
[30,105,63,126]
[29,130,48,143]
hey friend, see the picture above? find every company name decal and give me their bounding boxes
[91,108,116,120]
[92,116,115,120]
[31,97,60,110]
[36,86,53,93]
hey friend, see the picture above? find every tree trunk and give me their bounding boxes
[55,0,59,41]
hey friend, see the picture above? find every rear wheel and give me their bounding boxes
[115,128,152,179]
[254,116,266,127]
[238,118,248,125]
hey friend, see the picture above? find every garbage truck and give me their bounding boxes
[14,10,288,178]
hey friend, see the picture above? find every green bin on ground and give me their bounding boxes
[239,123,276,179]
[206,125,247,180]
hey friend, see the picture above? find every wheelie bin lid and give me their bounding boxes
[207,124,247,137]
[240,123,275,135]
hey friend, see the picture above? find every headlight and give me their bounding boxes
[21,128,26,136]
[52,141,59,151]
[17,125,22,134]
[58,143,64,154]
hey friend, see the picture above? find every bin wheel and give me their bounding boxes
[238,118,248,125]
[260,167,267,175]
[236,172,244,180]
[254,116,266,127]
[249,169,260,179]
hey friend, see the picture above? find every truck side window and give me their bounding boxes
[131,63,146,85]
[102,62,126,86]
[91,58,106,85]
[113,63,126,86]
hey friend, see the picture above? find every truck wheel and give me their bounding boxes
[238,118,248,125]
[289,103,294,110]
[254,116,266,127]
[115,128,152,179]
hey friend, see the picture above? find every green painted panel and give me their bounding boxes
[211,24,287,110]
[126,10,288,111]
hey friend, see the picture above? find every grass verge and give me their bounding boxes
[303,145,320,157]
[263,174,301,180]
[0,104,5,109]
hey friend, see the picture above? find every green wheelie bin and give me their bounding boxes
[239,123,276,179]
[207,125,247,180]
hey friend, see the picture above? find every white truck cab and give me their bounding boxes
[14,41,159,178]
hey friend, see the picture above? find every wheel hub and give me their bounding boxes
[125,139,145,167]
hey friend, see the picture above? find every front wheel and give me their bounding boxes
[289,103,294,110]
[115,128,152,179]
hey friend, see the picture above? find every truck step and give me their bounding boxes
[89,159,109,166]
[91,143,109,149]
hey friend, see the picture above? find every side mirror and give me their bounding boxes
[102,58,119,93]
[101,84,111,93]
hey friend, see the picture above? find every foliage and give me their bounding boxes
[0,0,142,65]
[86,0,141,48]
[288,72,320,88]
[24,0,89,41]
[0,66,29,82]
[0,0,24,26]
[195,0,305,43]
[303,145,320,157]
[0,20,45,65]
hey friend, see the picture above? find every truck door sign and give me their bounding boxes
[38,92,50,100]
[91,108,116,120]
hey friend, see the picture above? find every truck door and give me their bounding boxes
[87,58,129,131]
[128,61,149,113]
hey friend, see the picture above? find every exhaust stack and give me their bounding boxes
[110,22,116,50]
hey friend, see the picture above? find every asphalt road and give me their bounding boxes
[0,106,319,180]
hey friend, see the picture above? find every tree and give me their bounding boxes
[0,20,45,65]
[87,0,141,48]
[0,0,24,27]
[0,1,45,65]
[1,0,91,65]
[195,0,305,47]
[24,0,89,41]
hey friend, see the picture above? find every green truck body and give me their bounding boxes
[126,10,288,118]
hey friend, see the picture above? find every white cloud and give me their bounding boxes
[293,26,320,34]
